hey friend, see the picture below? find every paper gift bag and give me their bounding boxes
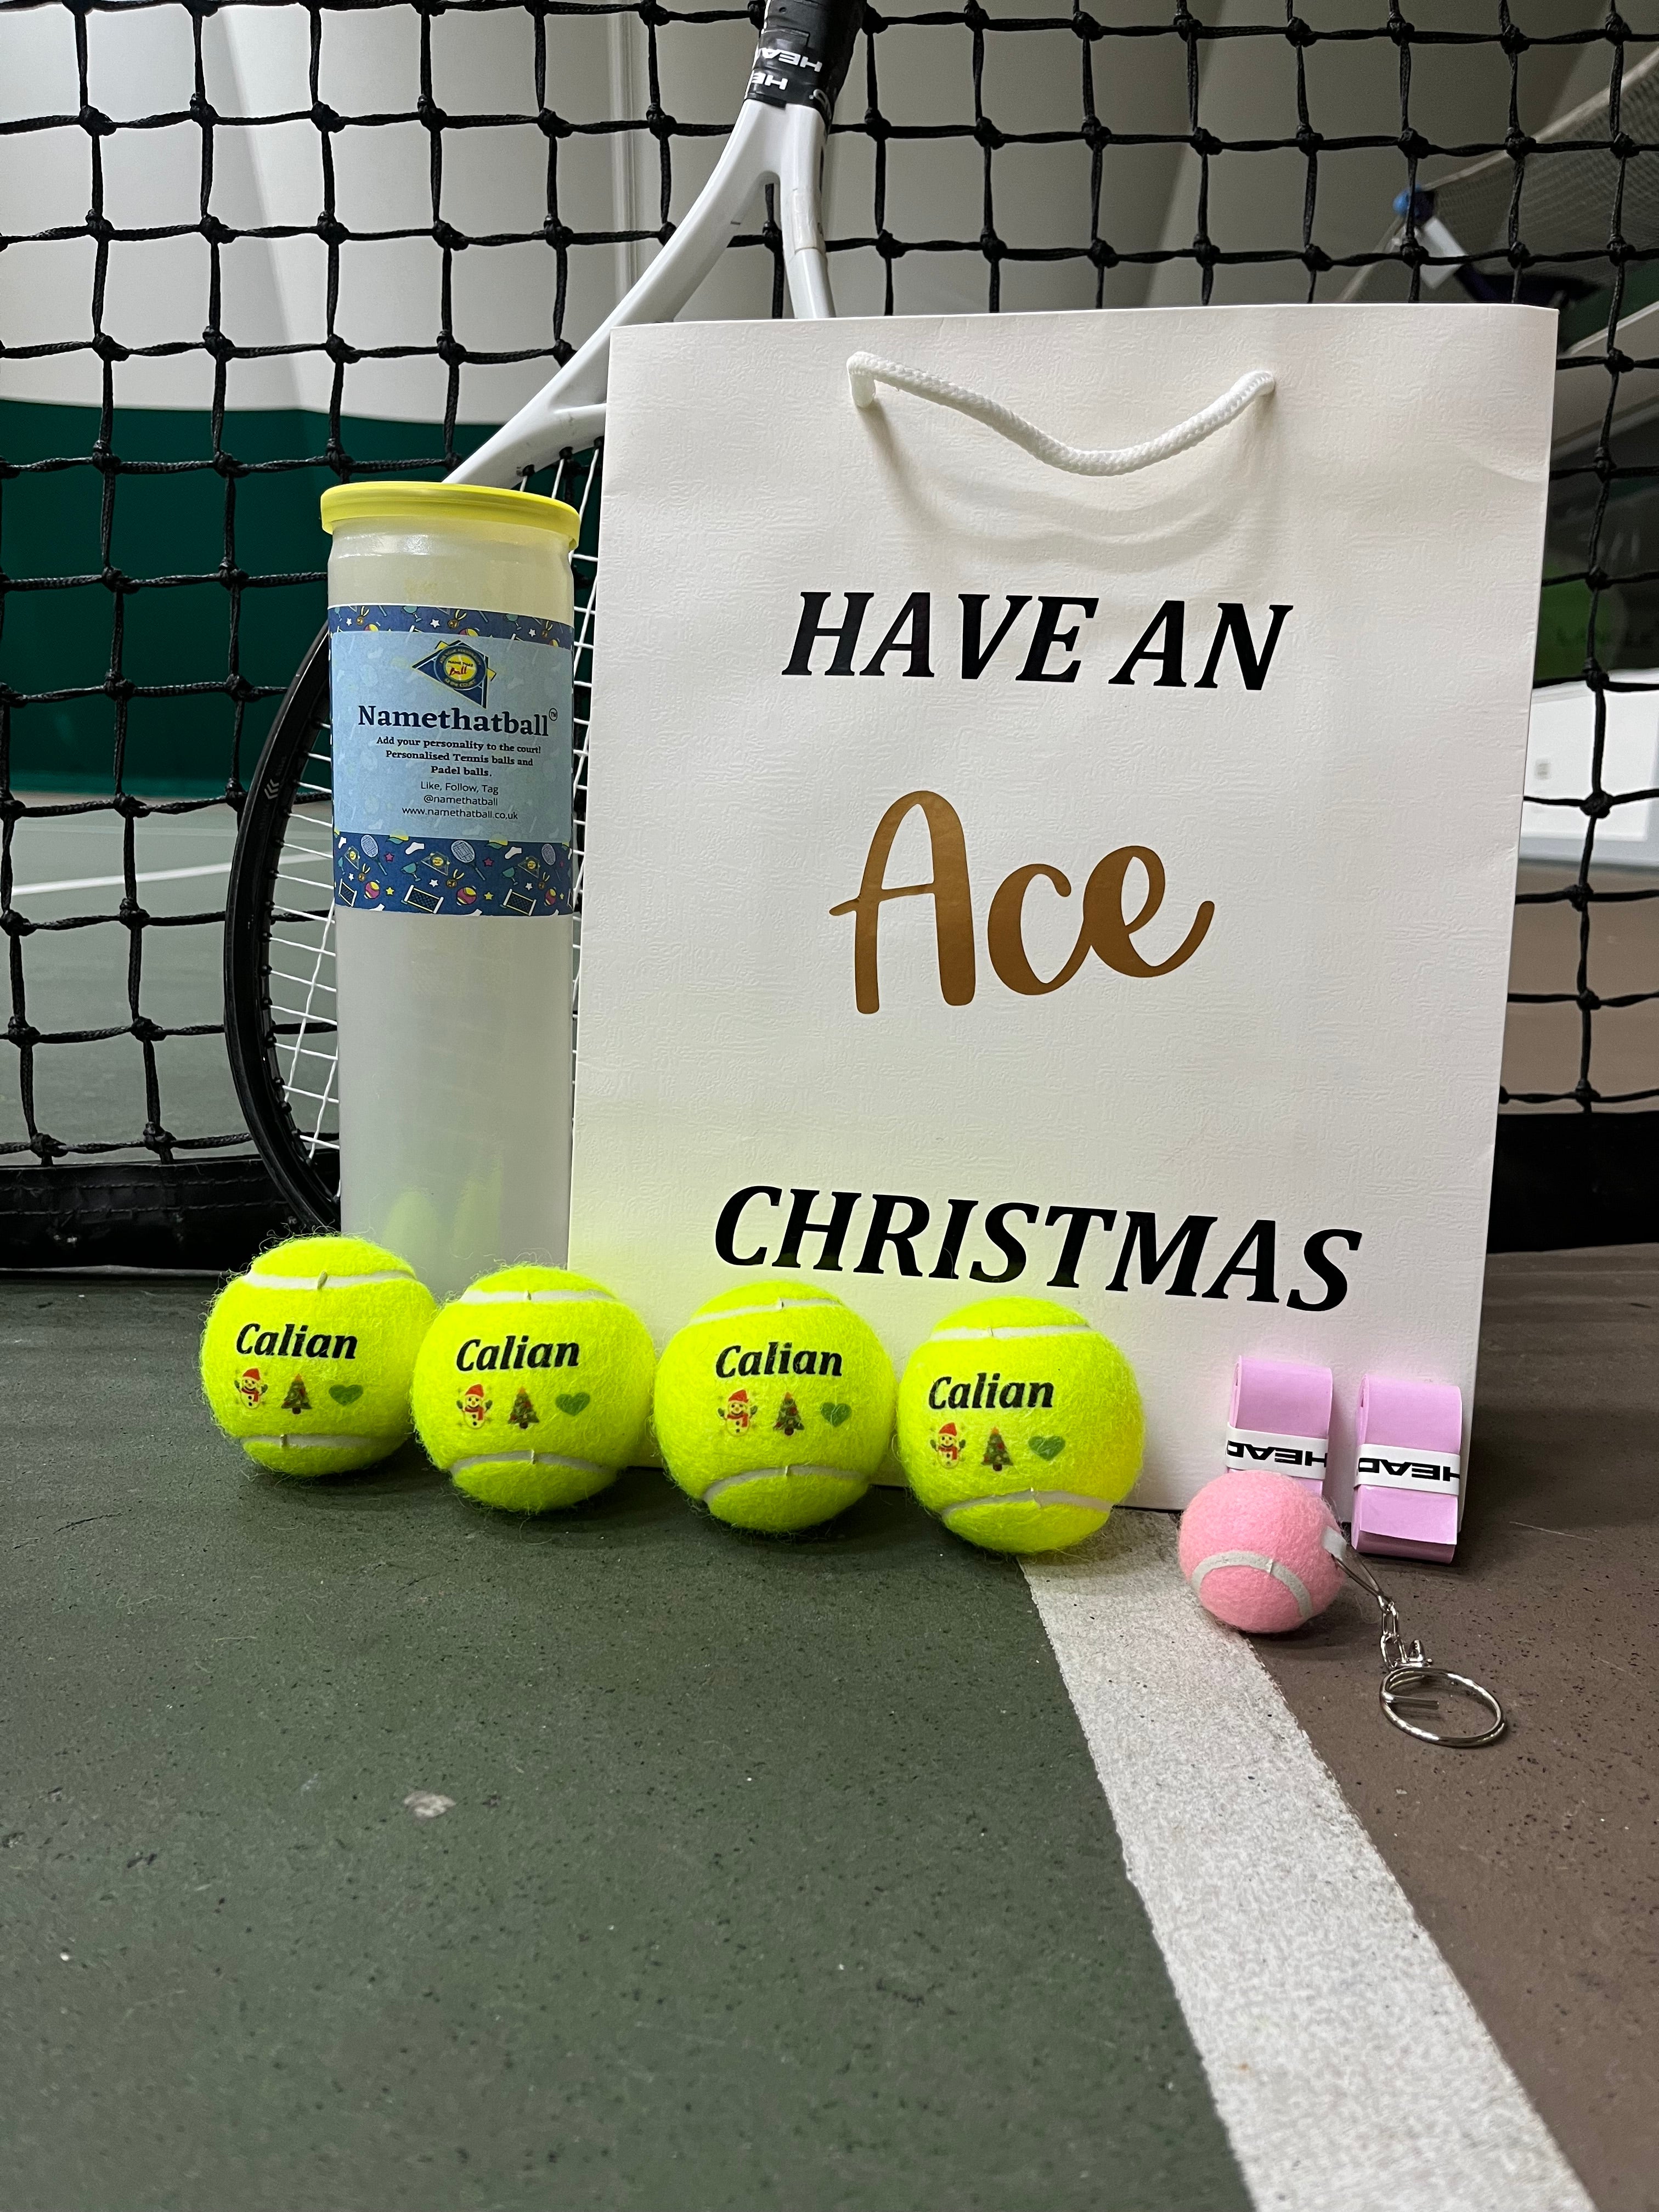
[569,305,1554,1511]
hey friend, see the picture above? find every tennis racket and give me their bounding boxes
[225,0,859,1228]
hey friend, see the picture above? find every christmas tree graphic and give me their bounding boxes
[981,1428,1013,1472]
[507,1388,539,1431]
[774,1393,805,1436]
[282,1376,311,1415]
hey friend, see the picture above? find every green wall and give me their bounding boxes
[0,402,498,795]
[0,393,1580,788]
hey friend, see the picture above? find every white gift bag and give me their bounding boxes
[569,306,1555,1511]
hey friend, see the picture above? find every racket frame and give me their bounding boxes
[223,0,859,1228]
[453,97,835,488]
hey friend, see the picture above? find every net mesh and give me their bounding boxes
[1354,38,1659,270]
[2,2,1657,1199]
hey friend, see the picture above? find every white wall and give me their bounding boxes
[1145,0,1612,308]
[1,0,1650,423]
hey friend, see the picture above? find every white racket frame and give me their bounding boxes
[450,98,834,488]
[227,22,848,1229]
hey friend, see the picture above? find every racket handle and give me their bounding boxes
[748,0,861,120]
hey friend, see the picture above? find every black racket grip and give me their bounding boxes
[747,0,860,119]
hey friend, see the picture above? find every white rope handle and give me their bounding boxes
[845,352,1274,477]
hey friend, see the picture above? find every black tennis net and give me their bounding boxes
[1,2,1655,1262]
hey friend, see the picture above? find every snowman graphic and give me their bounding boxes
[236,1365,268,1409]
[719,1387,756,1434]
[931,1420,964,1465]
[458,1381,492,1427]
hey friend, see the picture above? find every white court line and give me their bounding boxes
[9,861,231,897]
[1024,1514,1593,2212]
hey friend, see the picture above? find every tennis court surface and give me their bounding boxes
[4,1242,1652,2212]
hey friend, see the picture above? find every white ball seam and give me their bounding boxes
[1188,1548,1314,1621]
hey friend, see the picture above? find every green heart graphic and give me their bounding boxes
[555,1392,591,1417]
[328,1384,363,1406]
[820,1403,851,1428]
[1029,1436,1065,1462]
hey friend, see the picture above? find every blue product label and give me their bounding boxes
[329,603,575,917]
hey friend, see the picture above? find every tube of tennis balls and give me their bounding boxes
[321,483,579,1300]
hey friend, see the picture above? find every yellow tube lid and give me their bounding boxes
[320,481,579,543]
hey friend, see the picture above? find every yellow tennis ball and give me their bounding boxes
[896,1297,1143,1554]
[200,1234,436,1477]
[411,1266,655,1512]
[653,1280,895,1533]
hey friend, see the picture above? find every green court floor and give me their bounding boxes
[3,1277,1245,2212]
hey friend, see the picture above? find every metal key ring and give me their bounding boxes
[1380,1662,1506,1749]
[1331,1543,1509,1749]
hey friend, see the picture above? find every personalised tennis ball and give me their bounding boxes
[412,1265,654,1511]
[653,1280,895,1533]
[200,1235,436,1476]
[896,1296,1143,1553]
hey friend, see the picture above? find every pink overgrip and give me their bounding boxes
[1352,1374,1463,1562]
[1225,1357,1333,1498]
